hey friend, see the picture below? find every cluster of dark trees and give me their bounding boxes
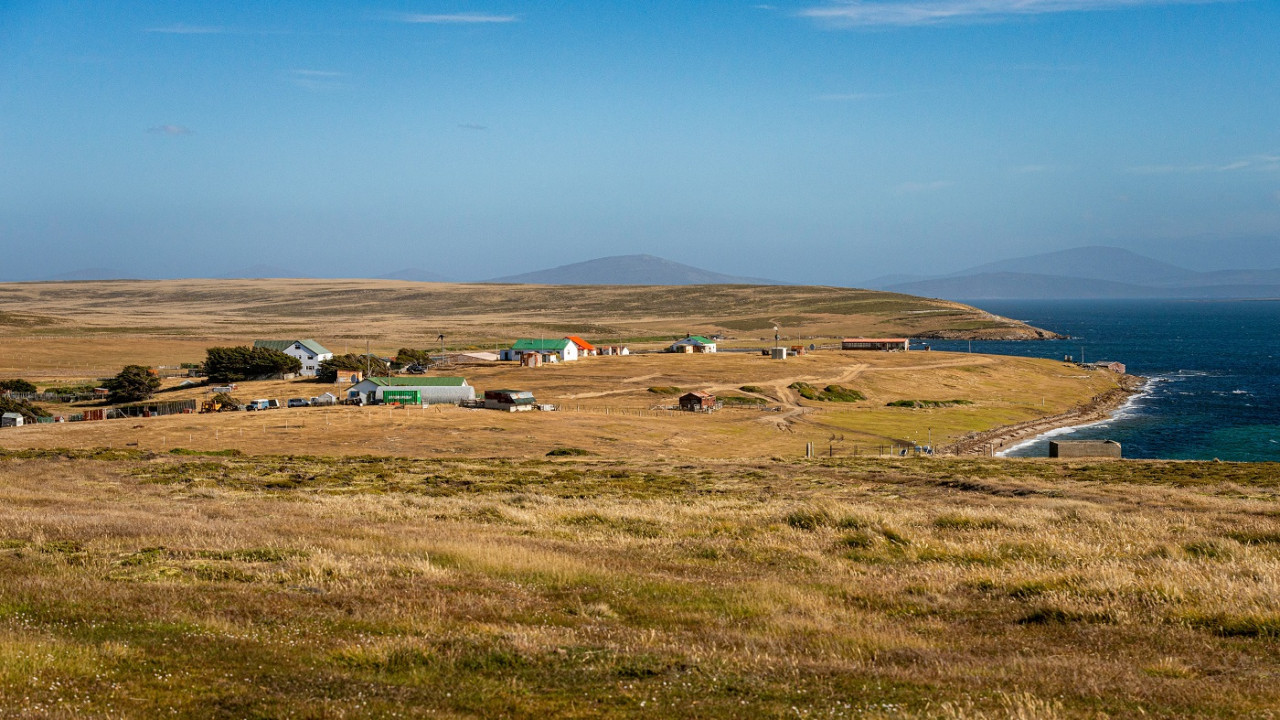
[0,379,38,393]
[0,395,49,422]
[203,347,302,383]
[104,365,162,403]
[316,354,390,383]
[395,348,434,366]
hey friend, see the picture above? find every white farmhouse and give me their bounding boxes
[253,339,333,377]
[499,338,579,363]
[670,335,717,353]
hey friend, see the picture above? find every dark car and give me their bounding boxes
[287,398,309,408]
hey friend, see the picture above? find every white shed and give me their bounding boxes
[346,377,475,405]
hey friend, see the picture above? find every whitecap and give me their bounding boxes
[997,378,1155,457]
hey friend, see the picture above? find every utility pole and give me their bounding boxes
[365,339,370,377]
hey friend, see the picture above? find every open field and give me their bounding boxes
[0,279,1056,377]
[1,450,1278,718]
[0,352,1126,459]
[1,279,1199,718]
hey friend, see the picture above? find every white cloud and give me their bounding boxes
[147,125,192,136]
[800,0,1234,28]
[1127,155,1280,175]
[287,70,349,91]
[144,24,224,34]
[395,13,519,24]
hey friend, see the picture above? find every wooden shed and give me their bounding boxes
[679,391,718,412]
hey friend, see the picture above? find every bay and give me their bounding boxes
[921,299,1280,462]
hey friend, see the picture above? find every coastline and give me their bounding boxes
[942,373,1146,457]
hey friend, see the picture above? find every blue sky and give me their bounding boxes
[2,0,1278,283]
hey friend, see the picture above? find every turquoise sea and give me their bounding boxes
[922,300,1280,462]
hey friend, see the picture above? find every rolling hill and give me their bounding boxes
[875,246,1280,299]
[485,254,784,285]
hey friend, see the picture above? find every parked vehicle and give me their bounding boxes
[287,398,310,408]
[245,399,270,411]
[266,399,281,410]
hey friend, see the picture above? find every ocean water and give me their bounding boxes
[921,300,1280,462]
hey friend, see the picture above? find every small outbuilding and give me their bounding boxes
[670,335,717,353]
[679,391,719,412]
[1,412,24,428]
[484,389,537,412]
[842,338,909,351]
[1089,361,1126,374]
[1049,440,1122,459]
[346,377,475,406]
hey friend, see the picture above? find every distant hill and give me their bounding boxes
[485,254,785,286]
[947,246,1197,286]
[874,246,1280,300]
[886,272,1164,300]
[375,268,454,283]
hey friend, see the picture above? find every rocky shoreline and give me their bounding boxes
[941,373,1146,457]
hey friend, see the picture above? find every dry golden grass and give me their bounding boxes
[0,278,1051,375]
[0,351,1123,460]
[0,450,1277,717]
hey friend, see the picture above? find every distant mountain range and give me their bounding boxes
[484,254,785,285]
[870,246,1280,300]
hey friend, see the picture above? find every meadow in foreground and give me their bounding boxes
[1,449,1278,718]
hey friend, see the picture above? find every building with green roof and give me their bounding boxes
[499,338,578,363]
[669,335,717,353]
[345,376,475,405]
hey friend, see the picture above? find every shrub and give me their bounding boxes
[821,385,865,402]
[546,447,591,457]
[739,385,767,394]
[785,507,834,531]
[789,382,864,402]
[887,399,973,408]
[647,386,681,395]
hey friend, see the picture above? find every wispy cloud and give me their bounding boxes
[1127,154,1280,175]
[147,125,193,136]
[144,24,225,34]
[286,69,349,91]
[896,180,953,193]
[458,123,489,131]
[394,13,519,24]
[800,0,1234,28]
